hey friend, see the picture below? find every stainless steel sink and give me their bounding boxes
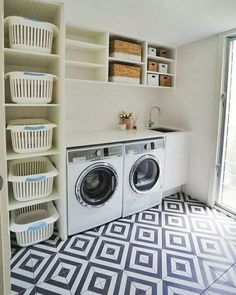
[150,127,179,133]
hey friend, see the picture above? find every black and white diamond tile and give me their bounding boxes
[10,193,236,294]
[163,229,195,254]
[130,223,162,249]
[125,243,162,279]
[90,237,129,269]
[163,199,186,214]
[101,220,134,242]
[134,210,161,227]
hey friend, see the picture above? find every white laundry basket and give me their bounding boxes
[7,118,57,154]
[8,157,58,202]
[4,16,58,54]
[10,202,59,247]
[5,71,57,104]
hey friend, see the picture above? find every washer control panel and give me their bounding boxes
[68,145,123,163]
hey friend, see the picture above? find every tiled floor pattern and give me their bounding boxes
[11,192,236,295]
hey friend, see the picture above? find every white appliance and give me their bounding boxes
[123,138,165,217]
[67,144,123,235]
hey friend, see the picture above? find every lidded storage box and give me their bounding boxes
[7,118,57,154]
[10,202,59,247]
[4,16,58,54]
[147,73,159,86]
[5,71,57,104]
[110,39,142,62]
[8,157,58,202]
[109,63,141,84]
[158,63,168,74]
[148,47,156,56]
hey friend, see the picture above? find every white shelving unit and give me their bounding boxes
[65,25,177,88]
[65,24,108,81]
[0,1,66,292]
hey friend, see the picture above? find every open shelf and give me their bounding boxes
[66,60,106,69]
[4,48,59,67]
[6,146,60,161]
[109,56,144,66]
[146,71,174,76]
[66,39,106,51]
[147,55,175,63]
[5,103,60,107]
[65,78,175,90]
[8,189,60,211]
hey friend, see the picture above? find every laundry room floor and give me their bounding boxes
[11,193,236,295]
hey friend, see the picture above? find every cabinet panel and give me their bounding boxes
[164,132,190,192]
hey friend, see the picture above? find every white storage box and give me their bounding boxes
[10,202,59,247]
[109,76,140,85]
[147,73,159,86]
[159,63,168,74]
[4,16,58,54]
[7,118,57,154]
[8,157,58,202]
[5,71,57,104]
[148,47,156,56]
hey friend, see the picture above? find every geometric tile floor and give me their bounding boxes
[11,192,236,294]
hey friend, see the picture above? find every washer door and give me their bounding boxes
[75,163,118,207]
[130,155,160,193]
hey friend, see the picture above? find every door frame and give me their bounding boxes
[208,29,236,208]
[0,0,11,293]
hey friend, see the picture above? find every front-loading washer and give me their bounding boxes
[122,138,165,217]
[67,144,123,235]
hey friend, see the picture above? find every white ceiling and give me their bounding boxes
[63,0,236,47]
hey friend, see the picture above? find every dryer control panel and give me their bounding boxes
[125,138,165,155]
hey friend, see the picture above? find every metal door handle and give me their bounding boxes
[0,176,3,191]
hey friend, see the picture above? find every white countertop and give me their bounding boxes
[66,128,189,148]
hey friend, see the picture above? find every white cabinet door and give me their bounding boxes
[164,132,190,193]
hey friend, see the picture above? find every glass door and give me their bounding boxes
[216,37,236,214]
[75,163,118,207]
[130,155,160,193]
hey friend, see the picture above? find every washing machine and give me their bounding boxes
[123,138,165,217]
[67,144,123,235]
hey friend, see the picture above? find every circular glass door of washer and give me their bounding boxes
[75,164,118,207]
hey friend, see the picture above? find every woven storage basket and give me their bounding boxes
[110,63,140,78]
[157,49,168,58]
[10,202,59,247]
[4,16,58,54]
[110,39,142,62]
[160,75,171,87]
[8,157,58,202]
[148,61,158,72]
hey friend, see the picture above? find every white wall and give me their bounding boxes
[61,0,236,47]
[158,36,219,203]
[66,81,160,132]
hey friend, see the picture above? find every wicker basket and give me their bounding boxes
[109,63,140,78]
[148,61,158,72]
[160,75,171,87]
[110,40,141,62]
[157,49,168,58]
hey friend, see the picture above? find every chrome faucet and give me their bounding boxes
[148,106,161,128]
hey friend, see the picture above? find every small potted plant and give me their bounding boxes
[119,111,133,130]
